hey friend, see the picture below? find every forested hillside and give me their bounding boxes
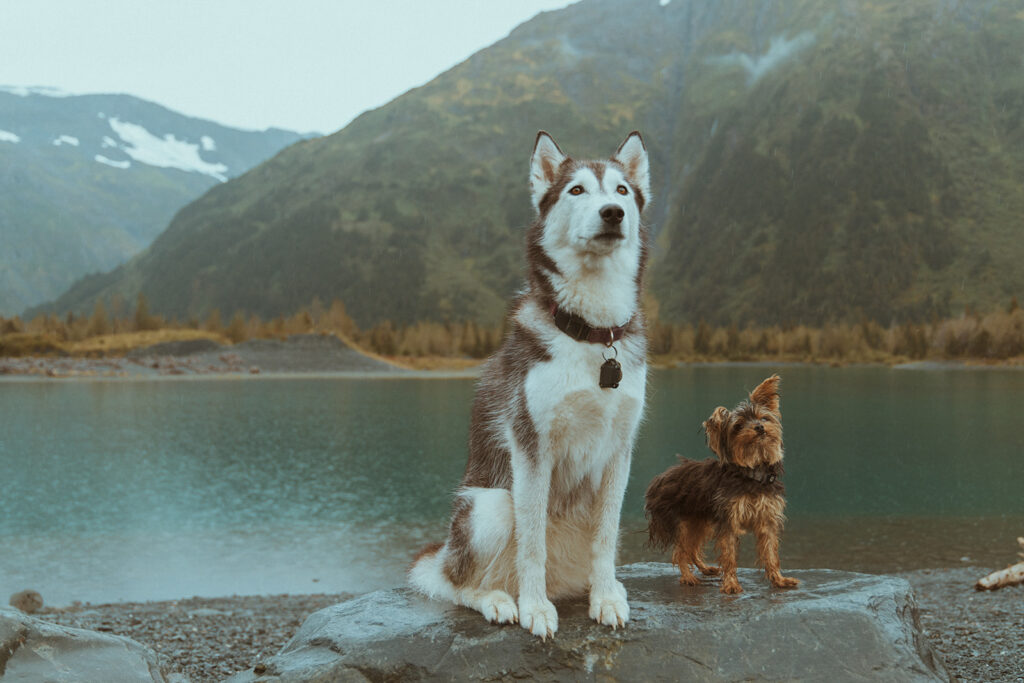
[39,0,1024,328]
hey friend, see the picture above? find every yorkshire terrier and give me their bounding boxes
[644,375,798,594]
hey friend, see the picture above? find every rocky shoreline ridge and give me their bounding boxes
[4,337,1022,379]
[7,564,1021,682]
[6,334,1024,380]
[0,334,407,378]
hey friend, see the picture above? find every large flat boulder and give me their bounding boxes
[0,607,166,682]
[225,563,948,682]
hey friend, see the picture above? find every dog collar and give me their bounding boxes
[549,303,629,346]
[724,463,781,485]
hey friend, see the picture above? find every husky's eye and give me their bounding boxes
[569,185,584,195]
[616,185,628,195]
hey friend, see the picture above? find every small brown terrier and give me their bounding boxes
[644,375,798,594]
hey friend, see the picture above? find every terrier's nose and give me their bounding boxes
[754,423,765,435]
[600,204,624,225]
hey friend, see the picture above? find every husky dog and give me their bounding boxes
[409,131,651,639]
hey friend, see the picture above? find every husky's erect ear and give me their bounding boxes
[703,406,732,460]
[750,374,781,414]
[530,131,567,211]
[612,131,651,207]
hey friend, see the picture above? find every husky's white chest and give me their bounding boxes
[523,337,646,484]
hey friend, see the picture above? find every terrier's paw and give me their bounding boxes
[771,575,800,589]
[480,590,518,624]
[720,580,743,595]
[678,573,701,586]
[519,596,558,640]
[699,565,721,576]
[589,581,629,629]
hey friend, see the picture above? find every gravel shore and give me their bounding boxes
[35,592,351,681]
[28,567,1024,682]
[904,567,1024,683]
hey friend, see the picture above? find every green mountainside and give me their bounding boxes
[37,0,1024,328]
[0,90,308,315]
[654,0,1024,325]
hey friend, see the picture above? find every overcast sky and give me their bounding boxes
[0,0,573,134]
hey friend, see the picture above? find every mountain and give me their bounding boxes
[652,0,1024,325]
[0,87,310,315]
[35,0,1024,328]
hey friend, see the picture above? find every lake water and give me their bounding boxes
[2,366,1022,605]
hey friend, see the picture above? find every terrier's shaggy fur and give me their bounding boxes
[644,375,799,594]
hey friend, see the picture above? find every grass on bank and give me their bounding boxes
[67,329,230,355]
[2,295,1023,368]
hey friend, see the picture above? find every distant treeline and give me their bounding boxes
[646,300,1024,364]
[0,295,501,360]
[2,295,1023,365]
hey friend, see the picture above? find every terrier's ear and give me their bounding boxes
[702,406,732,460]
[750,374,781,414]
[611,131,651,208]
[530,131,567,211]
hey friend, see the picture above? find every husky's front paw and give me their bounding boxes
[589,581,629,629]
[480,590,518,624]
[518,596,558,640]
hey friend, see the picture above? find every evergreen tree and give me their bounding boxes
[205,309,224,335]
[226,312,248,344]
[87,300,110,337]
[134,293,158,331]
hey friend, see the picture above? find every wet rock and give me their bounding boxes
[225,564,948,682]
[0,607,167,681]
[8,590,43,614]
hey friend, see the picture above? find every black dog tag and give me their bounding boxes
[599,358,622,389]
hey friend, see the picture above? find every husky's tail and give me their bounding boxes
[409,488,517,603]
[408,542,457,601]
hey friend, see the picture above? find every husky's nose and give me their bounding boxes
[600,204,624,225]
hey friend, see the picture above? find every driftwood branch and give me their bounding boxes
[975,538,1024,591]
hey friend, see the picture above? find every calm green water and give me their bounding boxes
[1,366,1022,605]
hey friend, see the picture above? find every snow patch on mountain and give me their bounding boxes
[0,85,74,98]
[102,136,118,148]
[95,154,131,169]
[707,31,816,84]
[53,135,80,147]
[201,135,216,151]
[0,129,20,143]
[107,117,228,181]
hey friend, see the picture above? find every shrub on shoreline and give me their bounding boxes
[3,298,1023,366]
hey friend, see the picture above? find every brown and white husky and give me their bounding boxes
[409,131,651,639]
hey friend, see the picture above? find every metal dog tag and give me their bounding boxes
[599,358,622,389]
